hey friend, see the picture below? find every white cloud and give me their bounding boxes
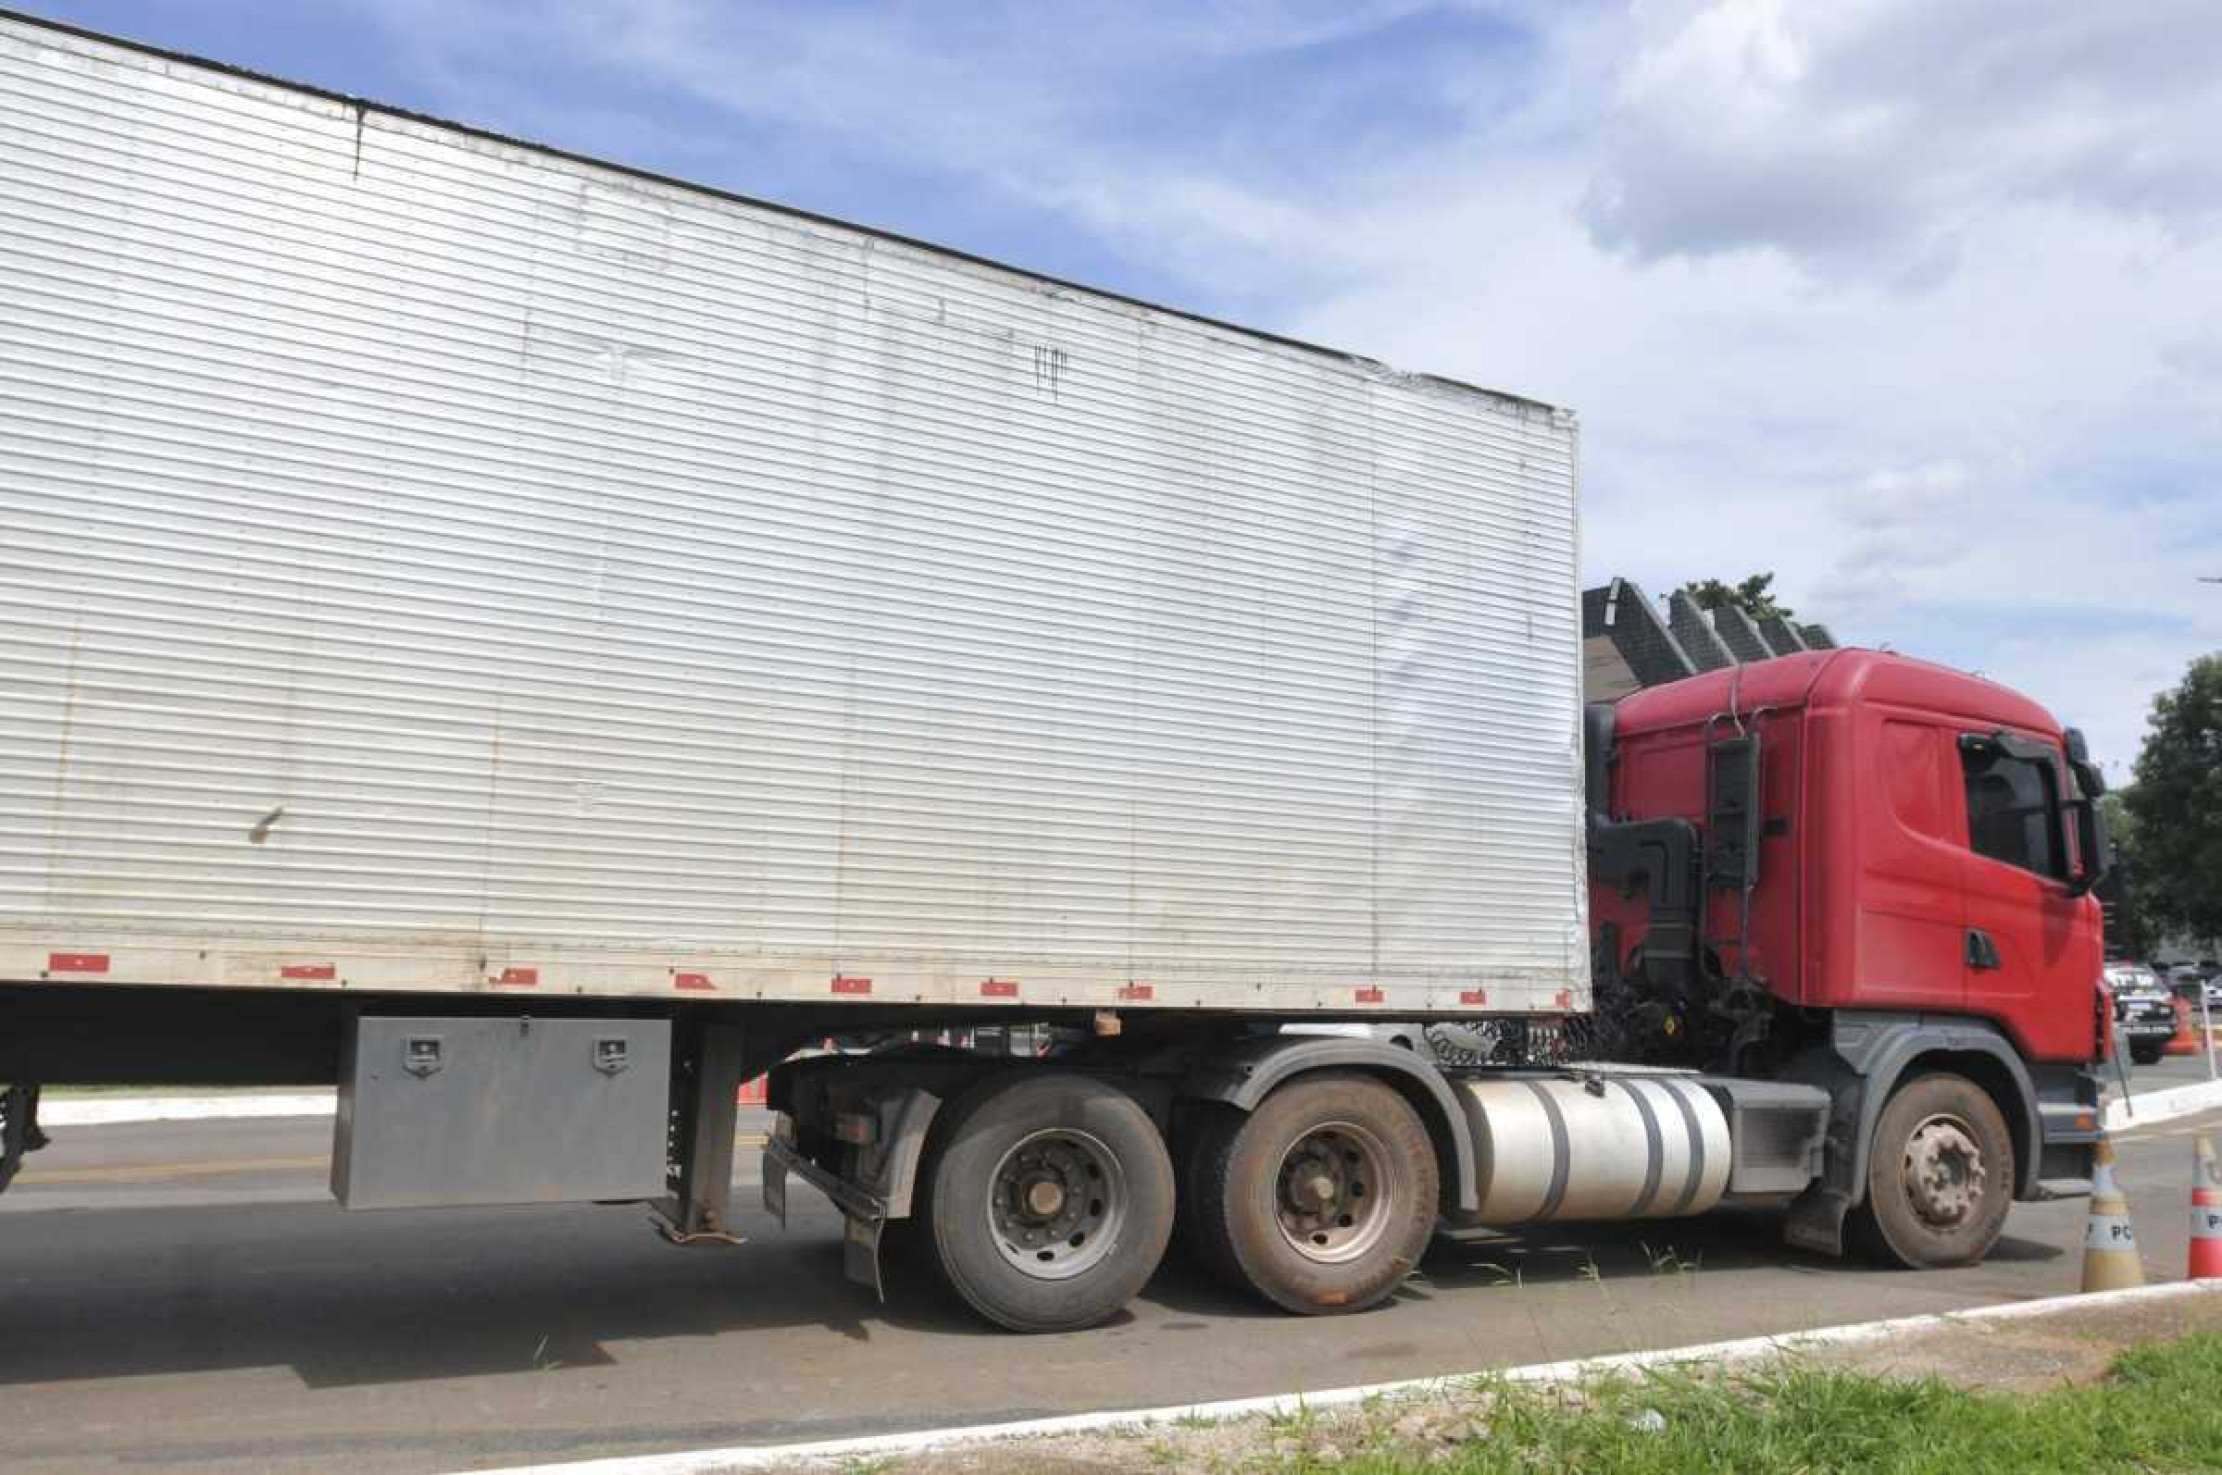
[1583,0,2222,276]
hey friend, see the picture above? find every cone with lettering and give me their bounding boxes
[2190,1134,2222,1281]
[2081,1134,2144,1291]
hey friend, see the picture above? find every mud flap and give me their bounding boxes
[843,1212,886,1301]
[761,1146,788,1229]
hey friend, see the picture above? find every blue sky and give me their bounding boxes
[20,0,2222,772]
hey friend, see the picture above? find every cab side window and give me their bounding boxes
[1960,742,2065,879]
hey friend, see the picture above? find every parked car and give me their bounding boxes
[2106,963,2180,1065]
[2164,962,2222,1013]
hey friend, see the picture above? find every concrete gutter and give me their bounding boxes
[38,1091,337,1126]
[444,1281,2222,1475]
[2103,1077,2222,1132]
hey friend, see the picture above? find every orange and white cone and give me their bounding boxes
[2190,1134,2222,1281]
[2081,1134,2144,1292]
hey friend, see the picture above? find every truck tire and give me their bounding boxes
[1849,1072,2014,1269]
[1189,1073,1438,1314]
[917,1073,1174,1333]
[2130,1041,2165,1066]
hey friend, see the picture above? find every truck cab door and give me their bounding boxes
[1956,731,2093,1058]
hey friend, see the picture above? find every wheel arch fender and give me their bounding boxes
[1180,1036,1476,1215]
[1794,1015,2044,1213]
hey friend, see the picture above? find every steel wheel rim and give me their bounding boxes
[1272,1119,1395,1265]
[987,1127,1127,1281]
[1901,1112,1986,1229]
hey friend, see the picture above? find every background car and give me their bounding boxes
[2105,962,2180,1065]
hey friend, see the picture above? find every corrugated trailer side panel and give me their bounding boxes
[0,17,1586,1014]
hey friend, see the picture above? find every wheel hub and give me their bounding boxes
[987,1129,1128,1282]
[1273,1123,1394,1265]
[1902,1115,1986,1228]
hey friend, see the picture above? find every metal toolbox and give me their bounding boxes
[333,1016,671,1209]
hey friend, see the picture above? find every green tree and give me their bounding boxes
[2096,789,2156,958]
[2122,653,2222,947]
[1679,572,1795,623]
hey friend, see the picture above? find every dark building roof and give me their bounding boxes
[1666,590,1736,672]
[1582,579,1696,701]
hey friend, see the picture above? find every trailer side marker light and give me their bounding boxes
[281,963,336,981]
[1117,982,1154,1002]
[832,975,872,995]
[494,967,538,987]
[980,978,1018,998]
[674,971,716,991]
[1354,986,1385,1005]
[47,952,109,973]
[1460,989,1488,1006]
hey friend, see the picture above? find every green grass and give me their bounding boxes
[1262,1333,2222,1474]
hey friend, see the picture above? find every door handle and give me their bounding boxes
[1965,928,2002,971]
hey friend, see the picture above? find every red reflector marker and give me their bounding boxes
[280,963,337,981]
[980,979,1019,998]
[48,952,109,973]
[1459,989,1489,1006]
[1354,986,1385,1005]
[831,975,872,995]
[674,972,716,991]
[494,967,539,987]
[1117,982,1154,1002]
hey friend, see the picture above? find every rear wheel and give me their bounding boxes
[917,1073,1174,1332]
[1849,1072,2014,1269]
[2130,1041,2165,1066]
[1188,1074,1438,1314]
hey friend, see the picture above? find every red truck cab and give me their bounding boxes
[1587,648,2106,1261]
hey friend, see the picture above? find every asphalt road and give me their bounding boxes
[2,1097,2218,1475]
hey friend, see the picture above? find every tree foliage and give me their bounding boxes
[2097,789,2157,958]
[2122,653,2222,947]
[1679,572,1795,623]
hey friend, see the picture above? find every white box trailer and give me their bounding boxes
[0,14,1585,1020]
[0,14,1651,1336]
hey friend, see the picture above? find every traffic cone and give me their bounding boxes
[2190,1134,2222,1281]
[2081,1134,2144,1291]
[2165,997,2200,1056]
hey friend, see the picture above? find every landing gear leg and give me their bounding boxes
[657,1026,746,1245]
[0,1084,44,1195]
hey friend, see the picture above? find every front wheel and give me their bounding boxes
[917,1073,1174,1332]
[2130,1041,2166,1066]
[1188,1073,1438,1314]
[1848,1072,2014,1268]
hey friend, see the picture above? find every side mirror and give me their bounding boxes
[2063,729,2111,897]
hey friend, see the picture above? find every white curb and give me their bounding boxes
[443,1280,2222,1475]
[2105,1077,2222,1132]
[37,1092,337,1126]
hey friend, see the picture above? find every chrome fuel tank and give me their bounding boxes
[1452,1076,1732,1224]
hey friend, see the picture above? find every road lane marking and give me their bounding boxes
[17,1136,767,1185]
[17,1155,328,1184]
